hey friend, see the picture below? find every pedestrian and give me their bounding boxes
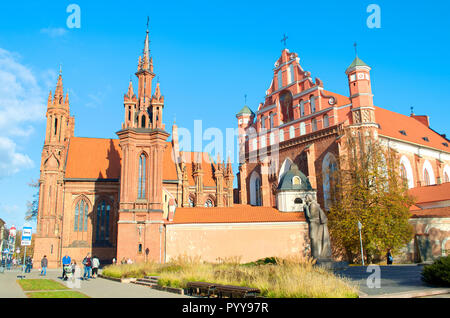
[121,257,126,265]
[40,255,48,276]
[386,249,393,265]
[92,255,100,278]
[112,257,116,265]
[25,256,32,273]
[6,257,11,270]
[127,258,133,264]
[62,254,71,280]
[82,253,92,280]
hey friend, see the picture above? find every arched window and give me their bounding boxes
[277,70,282,89]
[261,135,266,148]
[204,199,213,207]
[310,95,316,113]
[289,125,295,139]
[96,199,111,243]
[138,153,147,199]
[141,115,146,128]
[74,199,89,232]
[252,138,257,151]
[399,156,414,189]
[54,118,58,136]
[279,129,284,142]
[423,160,435,186]
[270,132,275,145]
[189,196,194,207]
[322,153,338,210]
[260,116,266,130]
[323,114,329,128]
[424,169,430,186]
[300,122,306,136]
[289,64,295,83]
[311,118,317,132]
[443,165,450,183]
[250,171,262,206]
[299,100,305,117]
[269,112,275,129]
[280,91,293,123]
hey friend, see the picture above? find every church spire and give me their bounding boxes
[54,72,64,103]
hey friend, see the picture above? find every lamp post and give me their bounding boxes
[357,221,365,266]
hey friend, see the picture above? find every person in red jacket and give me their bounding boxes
[82,253,92,280]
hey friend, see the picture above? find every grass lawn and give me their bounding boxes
[17,279,69,291]
[26,291,89,298]
[102,256,359,298]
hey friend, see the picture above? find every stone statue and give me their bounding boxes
[304,194,332,260]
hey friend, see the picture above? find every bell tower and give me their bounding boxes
[116,24,170,263]
[346,54,377,129]
[34,70,74,268]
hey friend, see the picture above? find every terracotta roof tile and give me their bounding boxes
[171,204,306,224]
[410,206,450,218]
[375,106,450,152]
[65,137,216,186]
[65,137,121,179]
[408,183,450,205]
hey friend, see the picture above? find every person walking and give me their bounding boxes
[40,255,48,276]
[82,253,92,280]
[386,249,393,265]
[62,254,71,280]
[92,256,100,278]
[25,256,32,273]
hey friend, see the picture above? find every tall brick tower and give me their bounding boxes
[345,55,377,131]
[116,26,170,263]
[34,71,74,268]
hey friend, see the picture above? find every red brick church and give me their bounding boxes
[33,28,450,268]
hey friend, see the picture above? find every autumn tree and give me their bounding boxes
[25,180,39,221]
[327,128,414,263]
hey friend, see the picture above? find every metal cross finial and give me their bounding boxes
[146,16,149,31]
[354,42,358,57]
[410,106,414,115]
[281,34,288,48]
[244,94,247,105]
[59,63,62,75]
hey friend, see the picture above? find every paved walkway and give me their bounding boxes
[334,264,449,297]
[0,268,189,298]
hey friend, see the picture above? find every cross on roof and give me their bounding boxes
[354,42,358,57]
[147,16,149,30]
[244,94,247,105]
[281,34,288,48]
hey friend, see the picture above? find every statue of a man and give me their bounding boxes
[304,194,332,260]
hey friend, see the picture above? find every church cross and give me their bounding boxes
[354,42,358,57]
[244,94,247,105]
[281,34,288,48]
[147,16,149,30]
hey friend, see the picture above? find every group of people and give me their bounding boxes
[119,257,134,265]
[61,253,100,281]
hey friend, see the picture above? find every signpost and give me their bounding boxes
[357,221,365,266]
[21,224,32,273]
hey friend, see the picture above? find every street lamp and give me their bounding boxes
[357,221,365,266]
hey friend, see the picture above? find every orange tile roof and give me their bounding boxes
[322,90,351,107]
[171,204,306,224]
[408,183,450,205]
[410,206,450,218]
[65,137,216,186]
[375,106,450,152]
[65,137,122,179]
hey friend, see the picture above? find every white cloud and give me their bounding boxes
[0,48,47,176]
[40,27,67,38]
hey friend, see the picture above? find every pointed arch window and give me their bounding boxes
[323,114,329,128]
[424,169,430,186]
[312,118,317,132]
[96,199,111,243]
[310,95,316,113]
[204,199,213,207]
[138,153,147,199]
[277,70,282,89]
[300,122,306,136]
[74,199,89,232]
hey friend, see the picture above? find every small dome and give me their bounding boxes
[277,164,312,191]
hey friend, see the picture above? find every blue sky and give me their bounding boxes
[0,0,449,231]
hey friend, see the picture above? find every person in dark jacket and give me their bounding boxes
[82,253,92,280]
[40,256,48,276]
[386,249,393,265]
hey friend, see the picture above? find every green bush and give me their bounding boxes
[421,256,450,287]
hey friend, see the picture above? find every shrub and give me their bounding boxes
[421,256,450,287]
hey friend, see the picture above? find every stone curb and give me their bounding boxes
[98,275,185,295]
[359,288,450,298]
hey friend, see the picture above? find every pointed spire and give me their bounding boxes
[55,73,63,98]
[127,78,134,97]
[154,81,161,99]
[47,91,52,105]
[142,17,150,70]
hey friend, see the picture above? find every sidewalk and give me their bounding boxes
[335,264,450,298]
[0,268,189,298]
